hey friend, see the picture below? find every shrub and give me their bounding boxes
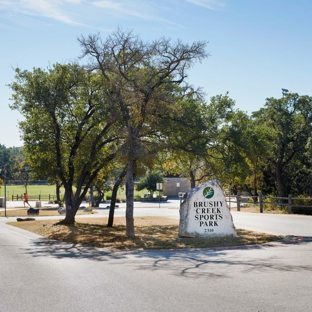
[291,207,312,215]
[291,195,312,215]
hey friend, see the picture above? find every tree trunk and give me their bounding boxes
[190,170,196,189]
[90,185,94,207]
[56,182,62,203]
[59,207,76,224]
[98,191,103,207]
[54,187,79,225]
[253,171,258,203]
[276,161,286,198]
[125,160,135,237]
[107,167,127,227]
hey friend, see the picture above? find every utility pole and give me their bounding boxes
[1,167,7,217]
[4,167,7,217]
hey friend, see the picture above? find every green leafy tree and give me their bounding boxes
[79,29,208,237]
[136,171,164,196]
[0,145,12,180]
[162,93,236,189]
[9,63,121,223]
[239,117,271,198]
[252,92,312,197]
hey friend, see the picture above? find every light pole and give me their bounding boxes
[0,167,7,217]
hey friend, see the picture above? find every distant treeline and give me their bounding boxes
[7,180,49,185]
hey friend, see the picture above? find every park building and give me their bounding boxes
[162,175,190,197]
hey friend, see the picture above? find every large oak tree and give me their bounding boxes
[78,29,208,237]
[9,63,121,223]
[252,92,312,197]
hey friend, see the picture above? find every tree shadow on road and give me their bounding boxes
[21,235,312,279]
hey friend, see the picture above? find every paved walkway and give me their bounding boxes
[0,200,59,210]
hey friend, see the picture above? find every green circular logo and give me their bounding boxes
[203,187,214,199]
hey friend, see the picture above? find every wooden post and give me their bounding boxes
[259,192,263,213]
[237,191,240,211]
[288,194,292,214]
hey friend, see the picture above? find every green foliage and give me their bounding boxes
[161,92,236,188]
[6,27,312,226]
[291,207,312,215]
[0,144,22,181]
[8,63,122,219]
[78,29,209,235]
[105,194,121,202]
[291,195,312,215]
[136,172,164,195]
[134,193,142,198]
[252,92,312,197]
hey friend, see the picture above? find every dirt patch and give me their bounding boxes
[8,216,281,250]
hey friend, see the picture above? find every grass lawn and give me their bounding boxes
[1,185,58,200]
[7,215,282,250]
[1,184,146,201]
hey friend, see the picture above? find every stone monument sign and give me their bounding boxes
[179,180,237,238]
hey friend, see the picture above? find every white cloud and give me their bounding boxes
[0,0,185,29]
[92,0,122,10]
[92,0,157,20]
[92,0,184,28]
[186,0,225,10]
[0,0,83,25]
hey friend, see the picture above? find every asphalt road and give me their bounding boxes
[1,201,312,312]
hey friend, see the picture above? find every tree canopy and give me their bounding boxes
[78,29,209,237]
[252,92,312,197]
[136,171,164,195]
[9,63,121,223]
[7,28,312,234]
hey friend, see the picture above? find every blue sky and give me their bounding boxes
[1,0,312,147]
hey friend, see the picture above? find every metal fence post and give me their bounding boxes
[237,191,240,211]
[259,192,263,213]
[288,194,292,214]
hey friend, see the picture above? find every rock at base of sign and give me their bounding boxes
[17,217,36,222]
[179,179,237,238]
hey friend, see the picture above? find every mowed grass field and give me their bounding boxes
[0,184,58,200]
[0,184,143,201]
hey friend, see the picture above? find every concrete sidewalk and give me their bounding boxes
[0,200,59,210]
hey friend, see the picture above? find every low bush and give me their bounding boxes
[291,207,312,215]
